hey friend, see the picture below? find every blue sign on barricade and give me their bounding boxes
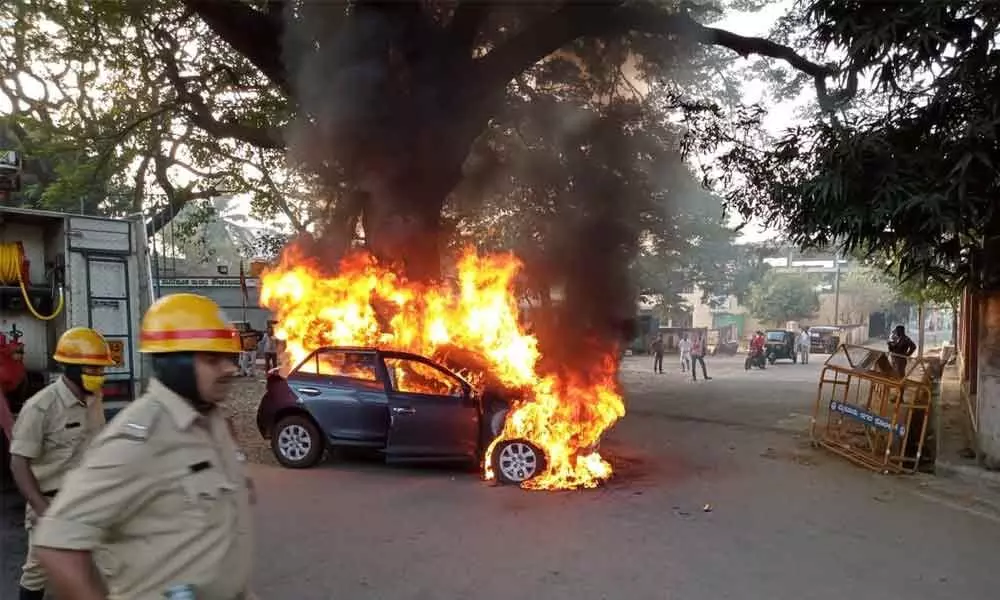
[829,401,906,437]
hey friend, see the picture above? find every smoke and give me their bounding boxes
[277,6,659,366]
[280,3,417,263]
[498,101,648,371]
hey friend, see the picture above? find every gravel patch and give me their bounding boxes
[224,376,276,466]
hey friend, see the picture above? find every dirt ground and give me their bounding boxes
[224,374,274,465]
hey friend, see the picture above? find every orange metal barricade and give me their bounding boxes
[811,345,933,474]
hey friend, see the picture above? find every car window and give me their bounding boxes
[296,350,381,383]
[766,332,785,342]
[384,357,464,397]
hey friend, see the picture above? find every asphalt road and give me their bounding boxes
[4,354,1000,600]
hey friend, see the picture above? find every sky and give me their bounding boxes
[712,0,807,244]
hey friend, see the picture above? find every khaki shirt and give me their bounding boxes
[34,379,254,600]
[9,377,105,495]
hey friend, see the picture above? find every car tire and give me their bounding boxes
[792,353,798,364]
[491,439,546,485]
[272,414,324,469]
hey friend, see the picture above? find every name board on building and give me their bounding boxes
[158,277,259,288]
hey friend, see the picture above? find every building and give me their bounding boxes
[678,254,875,345]
[151,256,273,330]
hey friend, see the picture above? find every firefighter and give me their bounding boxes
[8,327,114,600]
[32,293,256,600]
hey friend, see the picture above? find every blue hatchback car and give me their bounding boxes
[256,346,547,485]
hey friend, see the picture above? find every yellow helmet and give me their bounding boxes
[53,327,114,366]
[139,293,241,354]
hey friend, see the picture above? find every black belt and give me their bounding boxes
[42,490,58,498]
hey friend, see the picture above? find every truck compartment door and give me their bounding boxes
[67,218,137,419]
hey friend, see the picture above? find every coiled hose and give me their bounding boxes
[0,242,65,320]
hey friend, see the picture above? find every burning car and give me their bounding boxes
[256,345,547,485]
[257,247,625,490]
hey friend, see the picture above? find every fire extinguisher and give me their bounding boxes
[0,324,26,394]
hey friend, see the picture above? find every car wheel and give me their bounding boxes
[492,439,545,485]
[792,353,798,364]
[272,414,324,469]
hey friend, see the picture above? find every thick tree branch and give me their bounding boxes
[476,2,839,104]
[475,2,621,91]
[147,152,219,237]
[450,1,491,54]
[254,147,306,232]
[182,0,289,95]
[155,30,285,150]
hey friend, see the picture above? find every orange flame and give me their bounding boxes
[259,246,625,490]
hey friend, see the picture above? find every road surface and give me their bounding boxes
[4,354,1000,600]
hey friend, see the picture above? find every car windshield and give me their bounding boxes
[766,332,785,342]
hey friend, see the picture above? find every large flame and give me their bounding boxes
[259,246,625,490]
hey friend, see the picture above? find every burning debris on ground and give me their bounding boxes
[259,244,626,490]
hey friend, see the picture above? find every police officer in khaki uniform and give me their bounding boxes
[9,327,114,600]
[32,293,255,600]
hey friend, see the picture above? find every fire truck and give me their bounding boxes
[0,205,153,485]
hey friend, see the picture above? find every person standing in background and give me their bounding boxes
[650,334,665,374]
[260,324,278,372]
[678,334,692,373]
[888,324,916,378]
[690,334,712,381]
[798,327,811,364]
[887,324,926,465]
[238,331,256,377]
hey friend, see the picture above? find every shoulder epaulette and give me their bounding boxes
[105,400,163,443]
[120,420,153,442]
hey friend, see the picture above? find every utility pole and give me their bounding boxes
[917,302,926,357]
[833,252,841,325]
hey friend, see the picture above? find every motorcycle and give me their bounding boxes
[744,347,767,370]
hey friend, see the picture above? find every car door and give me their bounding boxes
[380,352,479,459]
[290,349,389,444]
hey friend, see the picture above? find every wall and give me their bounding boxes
[680,286,888,349]
[679,291,717,329]
[679,290,766,340]
[976,292,1000,468]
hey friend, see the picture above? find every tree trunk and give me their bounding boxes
[316,106,485,282]
[359,164,457,282]
[917,302,925,357]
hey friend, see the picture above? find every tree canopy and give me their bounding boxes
[745,270,820,326]
[835,268,898,324]
[718,0,1000,291]
[2,1,843,280]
